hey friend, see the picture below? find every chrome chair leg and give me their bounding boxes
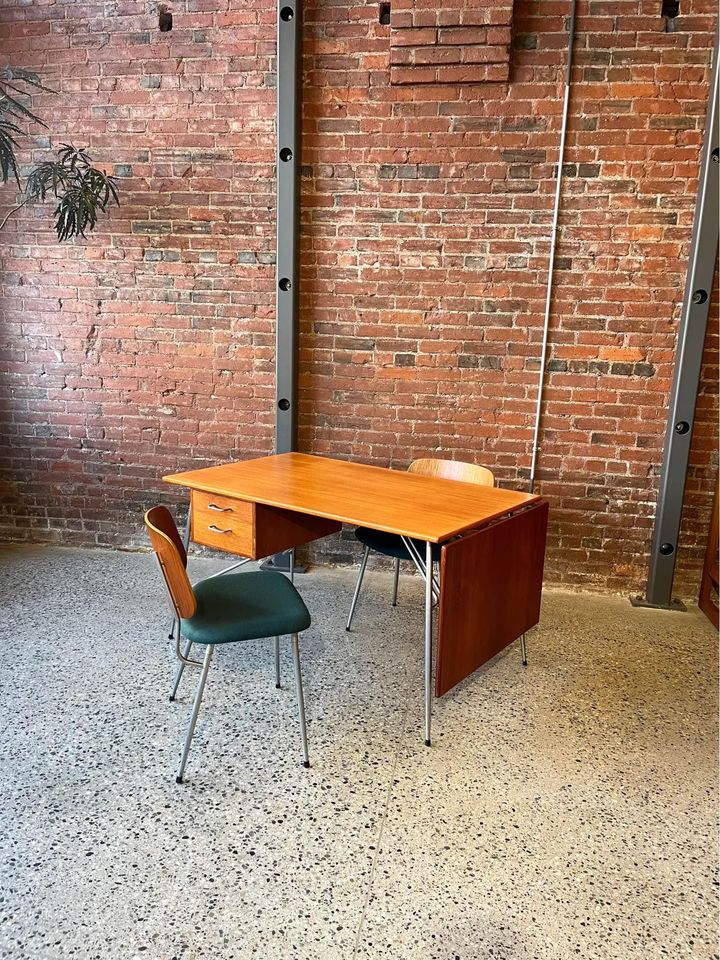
[291,633,310,768]
[346,544,370,632]
[391,557,400,606]
[275,636,281,688]
[520,632,528,667]
[176,644,214,784]
[170,637,194,701]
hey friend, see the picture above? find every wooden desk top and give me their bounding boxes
[164,453,540,543]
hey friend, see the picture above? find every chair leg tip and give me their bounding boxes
[169,695,175,702]
[303,760,311,769]
[522,659,528,667]
[424,739,431,748]
[275,682,282,689]
[175,776,183,784]
[345,626,351,632]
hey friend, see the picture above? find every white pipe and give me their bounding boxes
[528,0,578,494]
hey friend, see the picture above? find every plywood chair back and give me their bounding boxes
[144,506,197,620]
[409,458,495,488]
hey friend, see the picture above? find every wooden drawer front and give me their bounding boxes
[191,491,255,557]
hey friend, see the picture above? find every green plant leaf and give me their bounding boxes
[0,69,120,240]
[25,159,71,200]
[0,66,56,94]
[30,144,121,241]
[0,118,21,184]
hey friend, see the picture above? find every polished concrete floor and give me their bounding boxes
[0,543,717,960]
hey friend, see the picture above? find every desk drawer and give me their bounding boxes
[191,491,255,557]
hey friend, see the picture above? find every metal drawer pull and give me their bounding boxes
[208,524,232,534]
[208,503,232,513]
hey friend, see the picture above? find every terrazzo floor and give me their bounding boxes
[0,543,717,960]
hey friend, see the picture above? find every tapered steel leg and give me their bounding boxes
[291,633,310,768]
[289,549,295,584]
[392,557,400,606]
[176,644,214,784]
[170,637,194,701]
[275,636,281,688]
[346,544,370,632]
[520,632,528,667]
[424,540,433,747]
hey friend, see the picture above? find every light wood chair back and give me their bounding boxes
[144,506,197,620]
[409,458,495,488]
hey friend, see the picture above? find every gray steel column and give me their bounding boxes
[642,33,719,608]
[275,0,302,453]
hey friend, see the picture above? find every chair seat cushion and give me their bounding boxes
[355,527,441,562]
[181,571,311,645]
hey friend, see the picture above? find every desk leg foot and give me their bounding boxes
[520,632,528,667]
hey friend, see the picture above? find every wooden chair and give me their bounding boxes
[345,457,497,630]
[145,506,312,783]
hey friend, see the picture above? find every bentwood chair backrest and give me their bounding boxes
[144,506,197,620]
[408,458,495,488]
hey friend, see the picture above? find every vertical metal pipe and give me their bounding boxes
[275,0,303,454]
[644,33,719,607]
[528,0,578,494]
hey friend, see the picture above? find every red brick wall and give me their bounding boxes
[0,0,717,598]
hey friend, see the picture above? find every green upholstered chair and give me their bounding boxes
[346,459,495,632]
[145,506,312,783]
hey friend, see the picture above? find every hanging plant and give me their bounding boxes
[0,66,119,241]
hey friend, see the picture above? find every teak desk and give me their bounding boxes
[164,453,548,745]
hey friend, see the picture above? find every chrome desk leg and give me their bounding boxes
[346,544,370,632]
[291,633,310,768]
[391,557,400,606]
[170,636,194,701]
[424,540,433,747]
[176,643,214,784]
[289,549,295,584]
[275,636,281,688]
[520,632,528,667]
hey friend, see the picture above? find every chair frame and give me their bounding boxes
[145,507,310,783]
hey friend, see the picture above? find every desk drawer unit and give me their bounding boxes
[190,489,342,560]
[191,491,255,556]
